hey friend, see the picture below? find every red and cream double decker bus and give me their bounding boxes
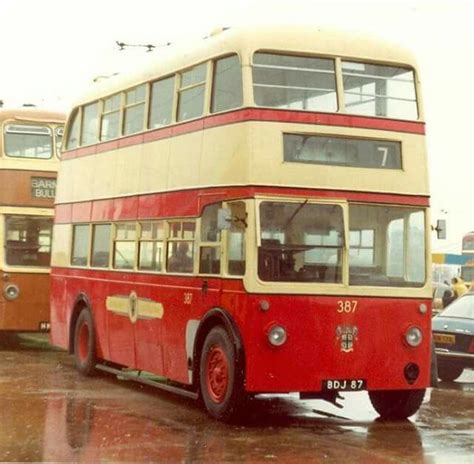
[1,108,64,333]
[51,26,432,420]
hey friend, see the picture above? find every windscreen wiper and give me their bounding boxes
[283,199,309,230]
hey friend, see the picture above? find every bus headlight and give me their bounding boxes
[4,284,20,301]
[405,326,422,347]
[268,325,287,346]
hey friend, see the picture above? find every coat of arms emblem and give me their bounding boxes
[336,325,359,352]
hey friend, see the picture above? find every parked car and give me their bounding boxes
[432,292,474,381]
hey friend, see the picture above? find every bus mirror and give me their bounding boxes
[217,208,232,230]
[434,219,447,240]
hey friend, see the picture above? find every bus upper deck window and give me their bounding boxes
[81,102,99,146]
[177,63,207,122]
[124,85,146,135]
[66,109,80,149]
[4,124,52,159]
[252,52,337,112]
[101,94,121,141]
[211,55,243,113]
[149,76,175,129]
[342,61,418,120]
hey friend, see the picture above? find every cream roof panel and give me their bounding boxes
[0,108,66,124]
[76,26,420,106]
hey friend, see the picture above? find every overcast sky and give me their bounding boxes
[1,0,472,254]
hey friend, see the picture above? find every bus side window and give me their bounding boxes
[113,223,137,270]
[71,224,90,266]
[227,201,246,276]
[199,203,221,275]
[166,221,196,273]
[138,221,164,271]
[91,224,111,268]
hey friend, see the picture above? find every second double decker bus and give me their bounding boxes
[1,108,64,333]
[461,231,474,284]
[51,26,432,420]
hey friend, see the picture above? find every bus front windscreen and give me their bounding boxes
[258,201,426,287]
[4,216,53,267]
[349,204,425,287]
[258,201,344,283]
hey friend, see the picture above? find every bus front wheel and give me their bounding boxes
[369,389,425,420]
[73,309,97,376]
[199,326,243,421]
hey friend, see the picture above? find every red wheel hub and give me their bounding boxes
[206,345,229,403]
[78,323,89,362]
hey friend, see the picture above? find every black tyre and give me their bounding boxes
[369,389,426,420]
[437,362,464,382]
[199,326,244,421]
[73,309,97,376]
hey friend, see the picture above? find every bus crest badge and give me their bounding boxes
[336,325,359,353]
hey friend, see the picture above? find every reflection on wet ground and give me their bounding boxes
[0,333,473,462]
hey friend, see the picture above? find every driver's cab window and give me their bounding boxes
[199,203,221,274]
[258,201,344,283]
[227,201,246,276]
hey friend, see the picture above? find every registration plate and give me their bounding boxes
[39,321,50,332]
[433,333,455,345]
[323,379,366,391]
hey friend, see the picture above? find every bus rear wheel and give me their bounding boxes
[73,309,97,376]
[199,326,243,422]
[369,389,425,420]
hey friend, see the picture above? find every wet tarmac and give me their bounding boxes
[0,333,473,463]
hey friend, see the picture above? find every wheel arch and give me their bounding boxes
[68,293,93,354]
[192,307,245,389]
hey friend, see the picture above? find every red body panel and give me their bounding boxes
[239,293,431,391]
[50,267,431,392]
[55,186,429,225]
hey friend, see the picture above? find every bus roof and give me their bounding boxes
[77,25,420,106]
[0,108,65,124]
